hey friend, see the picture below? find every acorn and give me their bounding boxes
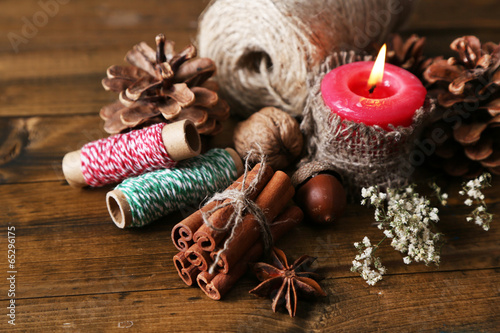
[294,173,346,225]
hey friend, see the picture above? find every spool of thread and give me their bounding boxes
[62,120,201,188]
[106,148,244,228]
[198,0,414,117]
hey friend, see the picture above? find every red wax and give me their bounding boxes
[321,62,427,130]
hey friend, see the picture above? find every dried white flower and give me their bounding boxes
[383,230,394,238]
[354,176,494,286]
[459,173,493,231]
[360,185,442,266]
[351,236,386,286]
[429,181,449,206]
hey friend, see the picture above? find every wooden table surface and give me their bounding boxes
[1,1,499,332]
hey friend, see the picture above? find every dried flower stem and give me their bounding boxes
[429,181,449,206]
[353,173,494,285]
[351,236,387,286]
[352,185,442,285]
[459,173,493,231]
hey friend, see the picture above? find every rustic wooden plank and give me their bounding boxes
[0,41,194,81]
[2,269,498,332]
[0,116,106,184]
[408,0,500,30]
[0,0,206,51]
[1,177,498,299]
[0,0,206,81]
[315,269,500,332]
[0,76,113,117]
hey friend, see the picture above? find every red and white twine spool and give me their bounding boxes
[80,123,176,187]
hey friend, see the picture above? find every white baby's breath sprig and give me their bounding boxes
[355,175,494,285]
[429,181,449,206]
[360,185,442,266]
[351,236,386,285]
[459,172,493,231]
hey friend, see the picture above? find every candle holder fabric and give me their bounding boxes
[300,51,435,196]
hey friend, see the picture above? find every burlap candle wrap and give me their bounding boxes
[298,52,435,196]
[198,0,415,117]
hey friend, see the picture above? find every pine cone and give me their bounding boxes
[422,36,500,177]
[100,34,230,136]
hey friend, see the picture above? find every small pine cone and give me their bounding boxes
[100,34,230,136]
[422,36,500,177]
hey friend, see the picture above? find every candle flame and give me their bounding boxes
[367,44,387,89]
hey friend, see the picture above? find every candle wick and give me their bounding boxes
[368,84,376,94]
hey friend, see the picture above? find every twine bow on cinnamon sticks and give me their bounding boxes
[171,155,302,300]
[201,155,273,274]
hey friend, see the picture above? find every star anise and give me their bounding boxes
[249,247,326,317]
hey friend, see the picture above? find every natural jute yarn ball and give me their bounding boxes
[233,107,303,170]
[198,0,414,117]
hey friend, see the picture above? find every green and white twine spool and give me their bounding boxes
[106,148,241,228]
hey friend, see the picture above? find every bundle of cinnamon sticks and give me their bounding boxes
[171,163,303,300]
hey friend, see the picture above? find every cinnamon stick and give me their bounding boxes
[185,243,212,272]
[171,201,218,252]
[172,164,272,251]
[193,163,274,251]
[197,205,303,300]
[213,172,294,273]
[181,265,201,287]
[173,252,201,286]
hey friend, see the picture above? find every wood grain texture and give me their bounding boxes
[2,270,498,332]
[0,0,499,331]
[0,116,107,184]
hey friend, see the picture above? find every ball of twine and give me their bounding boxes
[234,107,303,170]
[198,0,414,117]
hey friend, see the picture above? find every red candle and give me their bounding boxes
[321,46,427,130]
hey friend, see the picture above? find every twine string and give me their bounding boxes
[81,123,175,187]
[198,0,413,117]
[116,148,238,227]
[202,150,273,274]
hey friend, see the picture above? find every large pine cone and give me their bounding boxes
[100,34,229,136]
[422,36,500,177]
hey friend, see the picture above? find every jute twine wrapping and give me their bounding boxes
[299,52,435,195]
[201,152,272,274]
[198,0,414,117]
